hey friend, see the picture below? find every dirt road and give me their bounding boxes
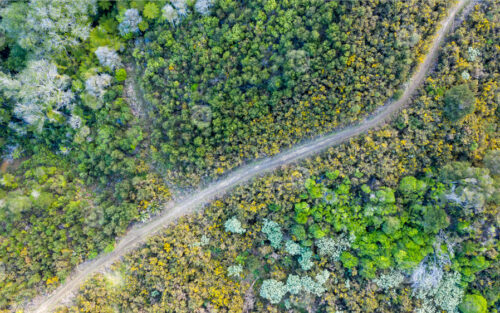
[29,0,469,311]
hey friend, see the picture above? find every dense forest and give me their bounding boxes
[0,0,497,312]
[138,0,451,181]
[57,2,498,313]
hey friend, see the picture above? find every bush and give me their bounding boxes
[285,240,301,256]
[261,219,282,248]
[291,224,307,241]
[259,279,287,304]
[459,294,487,313]
[422,207,449,234]
[115,68,127,82]
[118,9,142,36]
[95,46,121,70]
[316,235,352,261]
[382,216,402,235]
[143,3,159,20]
[224,217,245,234]
[443,84,475,121]
[298,248,313,271]
[374,270,405,290]
[340,251,359,269]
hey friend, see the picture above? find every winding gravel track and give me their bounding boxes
[29,1,468,311]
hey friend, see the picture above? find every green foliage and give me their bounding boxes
[325,170,340,180]
[104,243,115,253]
[422,207,449,234]
[291,224,306,241]
[143,2,159,20]
[382,216,401,235]
[399,176,427,199]
[375,187,396,204]
[115,68,127,82]
[459,295,488,313]
[138,0,450,177]
[340,251,359,269]
[294,202,310,224]
[305,178,325,199]
[268,203,280,212]
[308,223,326,239]
[443,84,476,121]
[1,1,499,311]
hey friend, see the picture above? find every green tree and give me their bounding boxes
[291,224,307,241]
[423,207,449,234]
[340,251,359,269]
[115,68,127,82]
[143,2,159,20]
[443,84,475,121]
[459,294,487,313]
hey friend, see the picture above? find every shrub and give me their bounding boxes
[459,294,487,313]
[443,84,475,121]
[85,74,112,99]
[194,0,213,15]
[260,279,287,304]
[261,219,282,248]
[298,248,313,271]
[95,46,121,70]
[224,217,245,234]
[115,69,127,82]
[374,270,405,290]
[118,9,142,36]
[393,89,404,100]
[340,251,359,269]
[0,0,96,55]
[227,264,243,278]
[10,60,74,133]
[291,224,307,241]
[316,235,352,261]
[286,275,302,295]
[285,240,301,256]
[143,2,159,20]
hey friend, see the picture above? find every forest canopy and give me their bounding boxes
[0,0,498,312]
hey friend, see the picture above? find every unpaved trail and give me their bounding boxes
[29,1,469,311]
